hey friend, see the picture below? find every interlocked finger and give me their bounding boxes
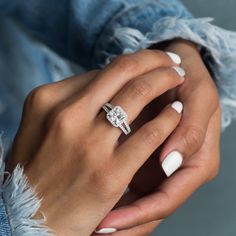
[96,66,185,141]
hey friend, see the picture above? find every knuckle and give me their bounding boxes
[206,154,221,182]
[183,126,205,151]
[143,125,162,146]
[127,78,152,100]
[157,190,174,218]
[47,98,87,134]
[49,107,74,134]
[24,85,53,110]
[113,54,139,73]
[200,79,220,112]
[209,85,220,109]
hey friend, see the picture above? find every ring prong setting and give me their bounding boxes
[106,106,127,127]
[102,103,131,135]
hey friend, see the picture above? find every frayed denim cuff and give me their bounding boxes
[0,135,53,236]
[97,17,236,131]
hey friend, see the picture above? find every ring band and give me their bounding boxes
[102,103,131,135]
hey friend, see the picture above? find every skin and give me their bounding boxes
[94,40,221,235]
[6,50,186,236]
[6,39,221,235]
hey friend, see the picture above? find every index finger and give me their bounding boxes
[114,101,183,181]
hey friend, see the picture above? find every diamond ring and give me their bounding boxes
[102,103,131,135]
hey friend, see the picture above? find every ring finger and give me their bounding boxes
[95,66,185,142]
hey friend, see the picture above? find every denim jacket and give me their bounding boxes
[0,0,236,235]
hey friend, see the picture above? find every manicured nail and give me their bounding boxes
[162,151,183,177]
[172,66,186,77]
[95,228,117,234]
[166,52,181,64]
[171,101,183,114]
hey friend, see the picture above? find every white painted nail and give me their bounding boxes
[166,52,181,64]
[171,101,183,114]
[172,66,186,77]
[162,151,183,177]
[95,228,117,234]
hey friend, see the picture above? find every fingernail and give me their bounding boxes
[162,151,183,177]
[172,66,186,77]
[95,228,117,234]
[166,52,181,64]
[171,101,183,114]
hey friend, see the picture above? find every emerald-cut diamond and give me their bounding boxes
[106,106,127,127]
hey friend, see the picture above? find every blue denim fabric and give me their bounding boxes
[0,0,236,235]
[0,198,11,236]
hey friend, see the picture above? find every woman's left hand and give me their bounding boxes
[94,40,221,235]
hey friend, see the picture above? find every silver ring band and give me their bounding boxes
[102,103,131,135]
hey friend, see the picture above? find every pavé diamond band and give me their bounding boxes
[102,103,131,135]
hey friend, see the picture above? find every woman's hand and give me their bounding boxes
[95,40,221,235]
[6,50,185,235]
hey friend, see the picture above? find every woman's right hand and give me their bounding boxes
[6,50,184,235]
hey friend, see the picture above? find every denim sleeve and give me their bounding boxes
[0,0,191,68]
[1,0,235,130]
[0,196,11,235]
[90,0,236,131]
[0,135,53,236]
